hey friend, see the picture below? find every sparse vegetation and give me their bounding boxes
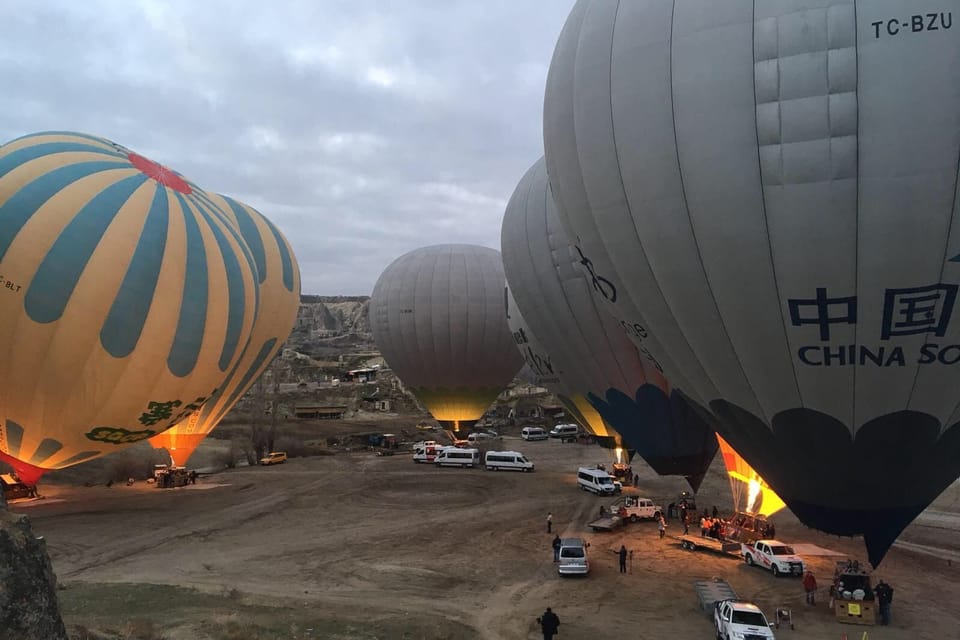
[124,618,166,640]
[107,448,167,483]
[214,437,247,469]
[60,583,478,640]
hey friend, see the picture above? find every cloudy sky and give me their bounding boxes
[0,0,575,294]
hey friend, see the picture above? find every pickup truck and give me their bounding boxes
[611,496,662,522]
[714,600,775,640]
[741,540,805,577]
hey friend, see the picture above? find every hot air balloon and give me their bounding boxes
[504,284,621,448]
[543,0,960,564]
[149,194,300,466]
[369,244,523,432]
[716,435,785,518]
[501,158,717,490]
[0,131,258,484]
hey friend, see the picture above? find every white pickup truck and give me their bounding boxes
[612,496,663,522]
[713,600,775,640]
[588,496,662,531]
[741,540,805,577]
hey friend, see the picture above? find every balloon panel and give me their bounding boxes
[716,434,785,518]
[149,194,301,465]
[501,158,717,489]
[0,132,257,477]
[543,1,960,563]
[370,244,523,427]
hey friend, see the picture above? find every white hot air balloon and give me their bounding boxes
[502,158,717,490]
[370,244,523,432]
[543,0,960,565]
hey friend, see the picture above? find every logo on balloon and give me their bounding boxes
[788,283,960,366]
[574,246,616,303]
[85,427,157,445]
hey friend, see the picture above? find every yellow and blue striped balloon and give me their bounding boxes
[150,193,300,466]
[0,131,258,483]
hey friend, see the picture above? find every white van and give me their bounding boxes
[549,423,579,439]
[435,447,480,468]
[466,431,496,444]
[484,451,534,472]
[412,441,444,463]
[577,467,618,495]
[521,426,548,441]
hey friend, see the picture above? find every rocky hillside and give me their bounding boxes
[288,296,372,354]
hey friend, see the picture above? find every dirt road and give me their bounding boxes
[14,435,960,639]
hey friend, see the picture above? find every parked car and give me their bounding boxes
[259,451,288,466]
[557,538,590,576]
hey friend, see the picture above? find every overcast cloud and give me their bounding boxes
[0,0,574,294]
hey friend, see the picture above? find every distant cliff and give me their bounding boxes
[288,296,372,353]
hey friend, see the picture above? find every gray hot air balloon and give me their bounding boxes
[502,158,717,490]
[543,0,960,565]
[370,244,523,432]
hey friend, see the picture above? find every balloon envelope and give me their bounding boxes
[544,0,960,564]
[501,158,717,489]
[0,132,257,482]
[505,284,620,448]
[369,244,523,431]
[149,194,300,466]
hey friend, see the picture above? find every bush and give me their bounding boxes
[274,436,308,458]
[107,447,166,483]
[125,618,166,640]
[213,437,248,469]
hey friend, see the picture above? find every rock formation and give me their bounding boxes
[0,497,68,640]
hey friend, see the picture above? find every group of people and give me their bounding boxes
[698,515,727,540]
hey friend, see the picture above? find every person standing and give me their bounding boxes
[802,570,817,605]
[875,579,893,625]
[618,545,628,573]
[538,607,560,640]
[546,512,553,533]
[682,513,689,536]
[552,535,562,562]
[658,515,667,539]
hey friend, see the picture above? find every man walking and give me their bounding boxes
[875,579,894,625]
[618,544,627,573]
[802,570,817,605]
[546,511,553,533]
[552,535,562,562]
[538,607,560,640]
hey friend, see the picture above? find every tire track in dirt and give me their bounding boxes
[472,491,596,640]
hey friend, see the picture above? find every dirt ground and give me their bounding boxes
[11,425,960,640]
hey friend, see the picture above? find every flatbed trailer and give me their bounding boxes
[674,534,742,557]
[588,515,625,531]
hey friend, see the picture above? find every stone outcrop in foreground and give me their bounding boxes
[0,495,68,640]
